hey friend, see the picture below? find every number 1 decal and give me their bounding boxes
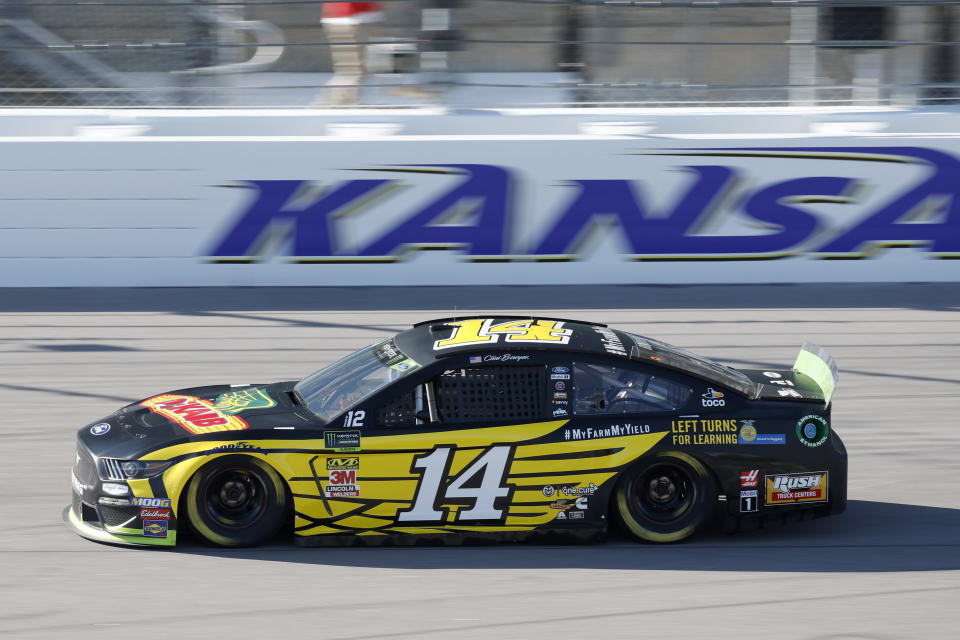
[397,446,513,522]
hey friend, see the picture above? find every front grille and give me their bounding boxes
[100,505,139,528]
[99,458,125,481]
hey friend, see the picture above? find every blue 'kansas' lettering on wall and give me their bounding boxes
[208,147,960,262]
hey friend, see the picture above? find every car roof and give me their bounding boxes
[393,316,637,364]
[392,316,758,398]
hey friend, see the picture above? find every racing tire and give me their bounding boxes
[184,455,288,547]
[614,452,716,544]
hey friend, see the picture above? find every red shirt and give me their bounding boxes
[322,2,383,20]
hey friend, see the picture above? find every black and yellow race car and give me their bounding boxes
[67,316,845,547]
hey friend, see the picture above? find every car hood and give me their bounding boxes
[77,381,315,459]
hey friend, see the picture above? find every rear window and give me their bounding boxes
[626,333,756,397]
[573,362,693,415]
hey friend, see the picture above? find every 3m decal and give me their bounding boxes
[765,472,828,505]
[142,520,168,538]
[740,490,758,513]
[212,387,277,414]
[797,415,829,447]
[140,394,248,435]
[433,319,572,350]
[130,497,171,508]
[740,470,759,488]
[325,468,359,498]
[324,430,361,452]
[397,446,513,522]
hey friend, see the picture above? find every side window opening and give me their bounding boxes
[435,365,545,424]
[574,362,692,415]
[377,385,419,427]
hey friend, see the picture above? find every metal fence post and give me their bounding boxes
[788,6,818,106]
[419,0,460,93]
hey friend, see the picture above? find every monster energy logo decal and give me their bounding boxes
[213,388,277,415]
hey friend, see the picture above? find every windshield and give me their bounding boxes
[626,333,756,397]
[294,339,420,422]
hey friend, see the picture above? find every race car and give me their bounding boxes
[67,316,846,548]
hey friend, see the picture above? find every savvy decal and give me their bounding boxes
[208,149,960,263]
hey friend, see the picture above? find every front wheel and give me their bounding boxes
[614,452,716,543]
[184,455,288,547]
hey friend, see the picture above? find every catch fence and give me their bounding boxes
[0,0,957,107]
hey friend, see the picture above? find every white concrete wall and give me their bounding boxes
[1,107,959,286]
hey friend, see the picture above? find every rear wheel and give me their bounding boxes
[614,453,716,543]
[184,455,287,547]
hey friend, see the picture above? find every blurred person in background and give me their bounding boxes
[319,1,384,105]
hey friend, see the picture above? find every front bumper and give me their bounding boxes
[65,504,176,547]
[68,442,177,547]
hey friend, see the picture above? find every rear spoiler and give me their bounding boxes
[793,342,839,407]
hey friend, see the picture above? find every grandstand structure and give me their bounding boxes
[0,0,957,107]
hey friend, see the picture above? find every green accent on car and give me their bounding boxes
[793,342,839,406]
[65,508,176,547]
[212,387,277,414]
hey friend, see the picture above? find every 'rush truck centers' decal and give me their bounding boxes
[765,472,828,506]
[140,394,248,435]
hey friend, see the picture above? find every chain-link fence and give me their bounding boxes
[0,0,958,107]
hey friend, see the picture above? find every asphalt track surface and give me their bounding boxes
[2,283,960,640]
